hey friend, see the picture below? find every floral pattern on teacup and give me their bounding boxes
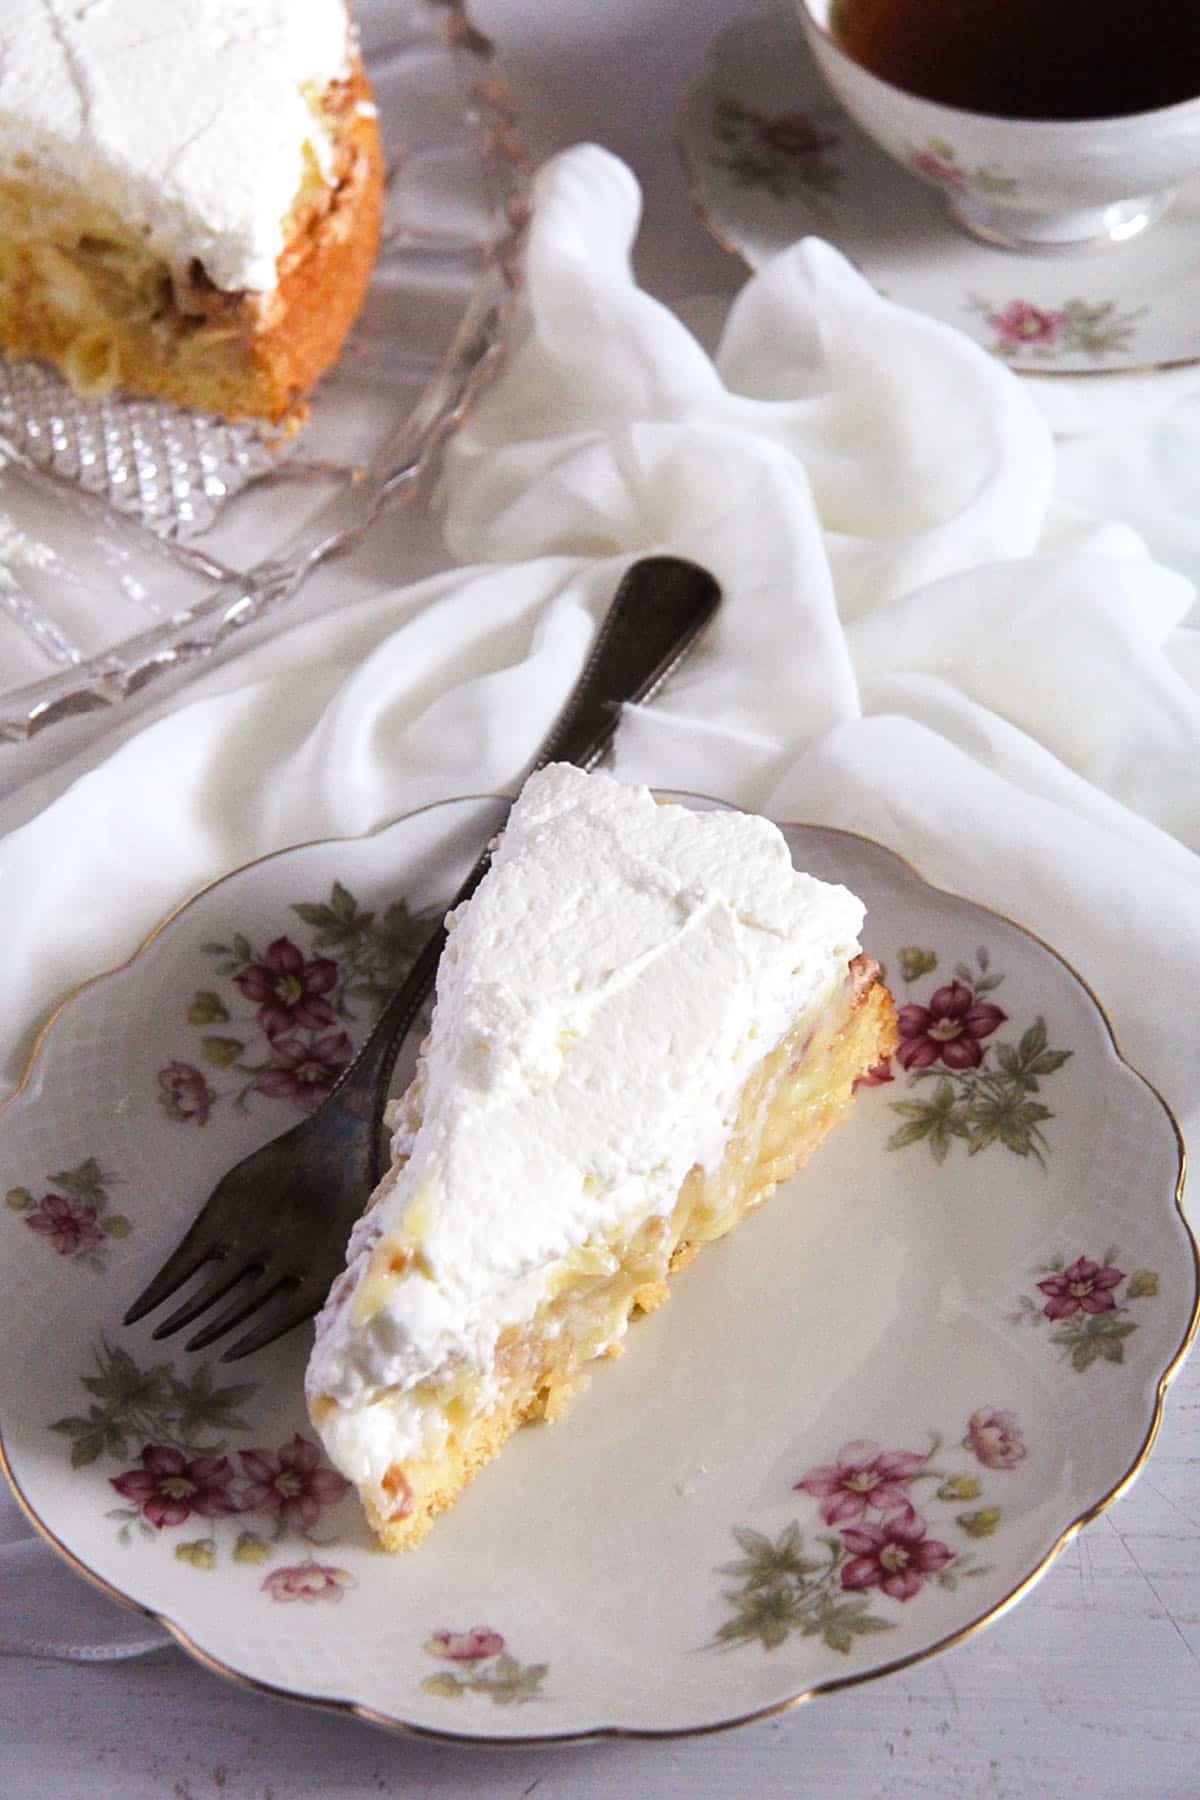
[6,1157,132,1269]
[709,96,842,199]
[968,294,1148,361]
[1009,1253,1160,1370]
[869,946,1073,1165]
[157,881,439,1125]
[421,1627,549,1705]
[711,1413,1027,1654]
[910,138,1017,199]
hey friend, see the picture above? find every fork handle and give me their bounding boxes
[322,555,721,1178]
[326,857,479,1163]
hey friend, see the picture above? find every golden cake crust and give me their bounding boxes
[243,60,384,425]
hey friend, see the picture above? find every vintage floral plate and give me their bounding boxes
[677,10,1200,376]
[0,796,1194,1742]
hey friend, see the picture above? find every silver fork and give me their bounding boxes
[122,556,721,1361]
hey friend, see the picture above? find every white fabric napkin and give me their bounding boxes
[1,144,1197,1659]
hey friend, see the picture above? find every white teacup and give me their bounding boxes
[795,0,1200,251]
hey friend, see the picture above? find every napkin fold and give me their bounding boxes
[1,144,1197,1660]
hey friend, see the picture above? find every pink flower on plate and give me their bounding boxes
[795,1439,928,1526]
[987,301,1065,350]
[262,1562,356,1605]
[896,981,1007,1072]
[110,1445,238,1530]
[911,147,966,190]
[751,109,838,160]
[963,1408,1028,1470]
[425,1626,506,1662]
[254,1030,354,1109]
[1037,1256,1124,1320]
[23,1192,104,1257]
[238,1433,351,1531]
[235,936,338,1039]
[158,1060,214,1125]
[840,1506,956,1601]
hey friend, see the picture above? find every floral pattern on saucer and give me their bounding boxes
[157,881,439,1124]
[6,1158,132,1269]
[875,946,1072,1165]
[679,9,1200,374]
[967,294,1148,362]
[711,1411,1027,1654]
[1010,1253,1160,1370]
[422,1628,549,1706]
[710,96,842,199]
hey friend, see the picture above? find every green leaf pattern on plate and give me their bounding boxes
[49,1338,256,1468]
[158,880,440,1126]
[1009,1251,1161,1371]
[47,1339,353,1573]
[421,1628,548,1706]
[881,947,1073,1165]
[712,1416,1025,1655]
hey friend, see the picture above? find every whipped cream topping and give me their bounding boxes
[306,767,865,1486]
[0,0,354,292]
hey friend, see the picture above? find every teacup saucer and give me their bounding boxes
[677,11,1200,376]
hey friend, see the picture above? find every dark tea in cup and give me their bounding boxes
[831,0,1200,120]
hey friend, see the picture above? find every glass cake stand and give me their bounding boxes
[0,0,529,744]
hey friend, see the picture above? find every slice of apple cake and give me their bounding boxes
[0,0,382,427]
[306,766,897,1549]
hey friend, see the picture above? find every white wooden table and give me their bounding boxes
[2,1,1197,1792]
